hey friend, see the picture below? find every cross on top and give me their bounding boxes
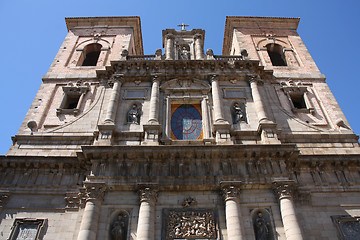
[177,22,189,31]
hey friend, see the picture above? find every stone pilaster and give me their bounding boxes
[194,34,204,60]
[77,182,107,240]
[136,186,158,240]
[221,183,245,240]
[273,181,303,240]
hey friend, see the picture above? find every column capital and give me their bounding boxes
[209,74,219,83]
[138,185,158,203]
[165,33,175,39]
[110,73,124,81]
[194,33,203,40]
[221,183,242,202]
[151,75,160,83]
[247,74,263,85]
[84,182,107,202]
[272,180,295,200]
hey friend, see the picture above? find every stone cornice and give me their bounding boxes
[0,155,88,170]
[223,16,300,55]
[96,59,273,82]
[65,16,143,55]
[81,144,298,160]
[287,154,360,171]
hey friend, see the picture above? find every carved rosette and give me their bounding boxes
[84,182,107,202]
[272,181,295,200]
[138,187,158,203]
[222,185,241,202]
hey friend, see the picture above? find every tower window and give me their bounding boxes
[289,93,306,109]
[57,82,90,115]
[63,95,81,109]
[80,43,102,66]
[266,43,287,66]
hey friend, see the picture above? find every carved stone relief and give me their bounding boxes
[163,209,217,239]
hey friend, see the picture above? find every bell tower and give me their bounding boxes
[162,25,205,60]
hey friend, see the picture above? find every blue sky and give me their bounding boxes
[0,0,359,154]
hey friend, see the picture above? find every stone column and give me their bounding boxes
[165,34,174,60]
[248,75,269,123]
[136,186,158,240]
[148,76,160,123]
[77,183,106,240]
[221,184,245,240]
[211,75,226,123]
[165,96,171,138]
[201,97,210,139]
[104,75,123,124]
[273,181,303,240]
[194,34,204,60]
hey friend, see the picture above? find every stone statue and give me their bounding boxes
[233,102,246,123]
[111,214,127,240]
[254,212,271,240]
[180,46,190,60]
[127,104,140,124]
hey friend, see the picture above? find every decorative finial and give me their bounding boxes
[177,22,189,31]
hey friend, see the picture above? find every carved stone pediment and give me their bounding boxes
[160,78,210,94]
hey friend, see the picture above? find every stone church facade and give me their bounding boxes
[0,16,359,240]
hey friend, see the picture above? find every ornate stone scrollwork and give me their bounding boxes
[272,181,295,200]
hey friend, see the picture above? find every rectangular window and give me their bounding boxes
[8,218,47,240]
[332,215,360,240]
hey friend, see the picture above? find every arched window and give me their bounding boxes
[80,43,102,66]
[266,43,287,66]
